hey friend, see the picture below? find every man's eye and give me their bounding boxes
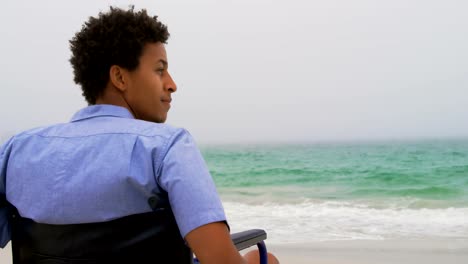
[156,68,164,74]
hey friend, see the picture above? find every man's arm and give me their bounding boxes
[158,130,279,263]
[186,222,280,264]
[185,222,246,264]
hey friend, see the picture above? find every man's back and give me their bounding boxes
[6,104,178,225]
[1,104,227,251]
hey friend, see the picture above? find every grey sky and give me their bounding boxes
[1,0,467,144]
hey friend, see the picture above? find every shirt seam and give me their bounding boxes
[22,132,172,140]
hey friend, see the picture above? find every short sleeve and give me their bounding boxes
[158,129,226,238]
[0,137,14,248]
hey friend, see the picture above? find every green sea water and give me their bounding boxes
[202,139,468,207]
[201,139,468,242]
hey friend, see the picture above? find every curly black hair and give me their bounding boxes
[69,6,170,104]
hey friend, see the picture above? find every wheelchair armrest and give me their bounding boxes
[230,229,267,251]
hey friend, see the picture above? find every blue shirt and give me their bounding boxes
[0,104,226,248]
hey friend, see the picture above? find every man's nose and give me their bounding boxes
[166,72,177,93]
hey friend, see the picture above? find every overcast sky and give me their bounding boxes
[1,0,467,144]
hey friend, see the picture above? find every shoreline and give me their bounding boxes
[3,238,466,264]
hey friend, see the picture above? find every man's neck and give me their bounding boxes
[95,84,134,118]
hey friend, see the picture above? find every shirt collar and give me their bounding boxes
[71,104,135,122]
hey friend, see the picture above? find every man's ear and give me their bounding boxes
[109,65,127,92]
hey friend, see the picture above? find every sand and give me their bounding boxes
[261,238,468,264]
[1,238,468,263]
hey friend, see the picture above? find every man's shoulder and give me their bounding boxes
[12,123,69,140]
[7,124,58,140]
[0,125,55,156]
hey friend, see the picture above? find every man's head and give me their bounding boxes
[70,6,176,123]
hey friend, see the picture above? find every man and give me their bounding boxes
[0,6,279,264]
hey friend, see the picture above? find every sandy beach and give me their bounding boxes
[2,238,467,263]
[262,239,468,264]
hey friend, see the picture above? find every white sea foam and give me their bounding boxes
[223,200,468,244]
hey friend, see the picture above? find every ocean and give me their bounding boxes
[200,139,468,244]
